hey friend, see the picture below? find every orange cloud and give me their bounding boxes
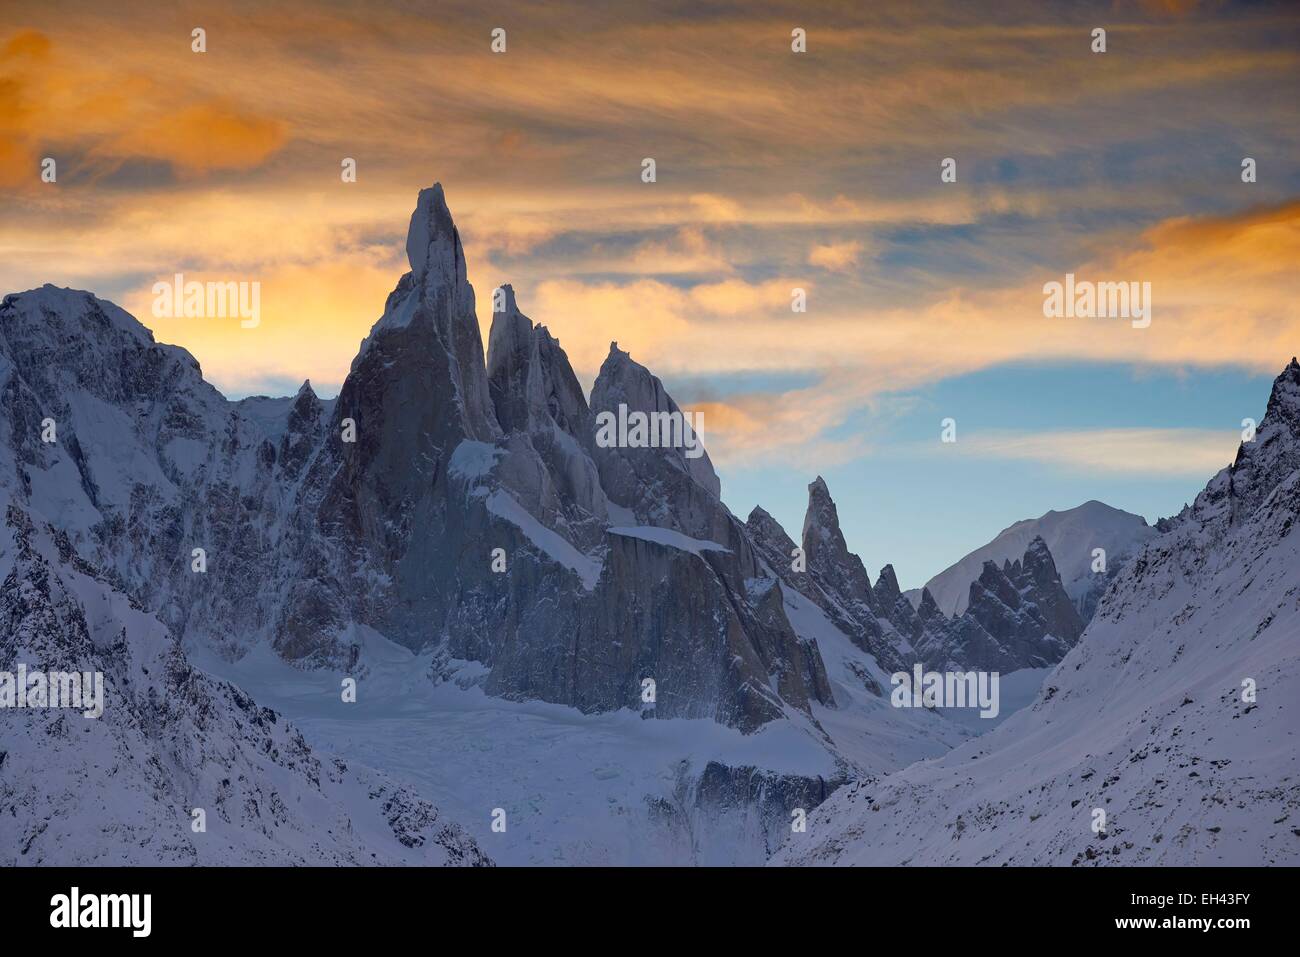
[808,241,865,272]
[120,257,398,396]
[90,101,285,175]
[949,428,1237,477]
[0,28,286,186]
[2,0,1297,475]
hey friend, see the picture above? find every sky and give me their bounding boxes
[2,0,1298,587]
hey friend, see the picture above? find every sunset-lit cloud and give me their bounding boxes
[515,196,1299,471]
[944,427,1238,477]
[0,28,287,186]
[1,0,1298,467]
[119,257,400,396]
[808,240,865,272]
[89,101,285,175]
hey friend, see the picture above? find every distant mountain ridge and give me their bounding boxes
[0,184,900,863]
[751,483,1085,676]
[907,500,1158,623]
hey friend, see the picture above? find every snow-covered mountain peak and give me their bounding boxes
[776,358,1300,867]
[0,501,491,866]
[1240,355,1300,460]
[915,500,1156,620]
[2,284,155,349]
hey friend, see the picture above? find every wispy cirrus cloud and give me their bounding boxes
[521,199,1298,470]
[935,427,1239,477]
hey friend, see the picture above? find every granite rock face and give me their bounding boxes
[796,479,912,674]
[0,284,287,661]
[912,536,1083,671]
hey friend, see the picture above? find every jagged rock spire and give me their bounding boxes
[795,476,915,672]
[945,535,1083,670]
[405,183,465,289]
[873,563,902,609]
[802,477,875,601]
[486,284,547,433]
[486,282,593,442]
[358,182,498,442]
[590,342,720,499]
[916,587,943,623]
[1213,356,1300,521]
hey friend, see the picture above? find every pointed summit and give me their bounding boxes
[874,563,902,607]
[916,587,943,623]
[746,505,806,582]
[486,284,591,442]
[1013,536,1084,644]
[938,533,1085,670]
[802,477,851,564]
[1260,355,1300,430]
[746,505,788,545]
[405,183,465,288]
[591,342,720,500]
[597,342,636,381]
[289,378,321,418]
[490,282,520,316]
[355,184,498,440]
[486,285,545,433]
[796,477,915,671]
[871,561,924,643]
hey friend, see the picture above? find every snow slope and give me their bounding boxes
[0,501,490,866]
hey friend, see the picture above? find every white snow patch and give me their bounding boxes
[608,525,730,557]
[448,440,502,483]
[486,489,601,589]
